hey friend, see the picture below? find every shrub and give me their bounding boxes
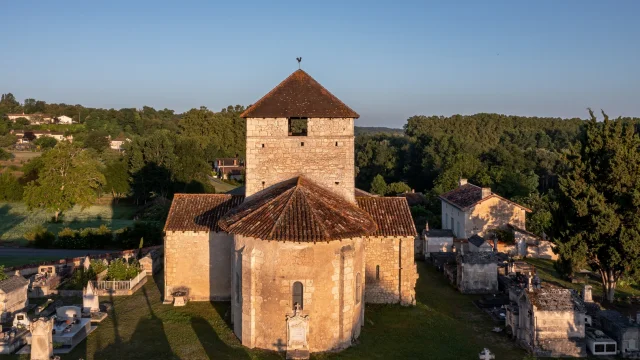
[106,258,140,281]
[387,182,412,195]
[59,267,97,290]
[24,225,55,248]
[115,222,162,249]
[55,225,113,249]
[0,265,8,281]
[90,259,107,274]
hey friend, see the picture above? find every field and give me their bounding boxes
[0,151,42,176]
[2,263,530,360]
[0,202,137,246]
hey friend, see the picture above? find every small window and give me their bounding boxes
[595,344,604,353]
[335,142,338,146]
[376,265,380,280]
[605,344,616,352]
[292,281,303,310]
[335,181,340,185]
[261,144,264,148]
[288,117,308,136]
[301,142,304,146]
[356,273,361,304]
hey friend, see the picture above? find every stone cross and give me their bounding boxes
[83,281,100,313]
[293,303,301,315]
[479,348,495,360]
[29,318,53,360]
[83,256,91,271]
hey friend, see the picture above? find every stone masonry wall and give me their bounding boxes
[232,236,364,352]
[456,262,498,294]
[467,197,527,238]
[364,236,417,305]
[164,231,233,302]
[245,117,355,202]
[0,283,28,322]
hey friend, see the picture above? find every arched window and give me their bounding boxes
[356,273,362,304]
[376,265,380,281]
[292,281,303,310]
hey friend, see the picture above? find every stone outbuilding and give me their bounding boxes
[163,69,418,355]
[456,252,498,294]
[0,275,29,322]
[506,283,587,357]
[421,227,454,258]
[468,234,494,252]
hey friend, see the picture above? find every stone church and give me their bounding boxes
[163,69,418,354]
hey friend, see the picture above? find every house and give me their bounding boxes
[439,179,531,239]
[597,310,640,357]
[12,130,73,144]
[55,115,73,124]
[422,226,455,258]
[468,234,494,252]
[456,252,499,294]
[506,282,587,357]
[0,275,30,322]
[109,133,129,151]
[163,69,418,354]
[5,113,52,124]
[214,157,245,180]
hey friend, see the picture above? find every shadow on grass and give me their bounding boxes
[0,203,26,245]
[191,316,250,360]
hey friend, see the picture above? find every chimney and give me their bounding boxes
[481,187,491,198]
[459,178,468,187]
[582,284,593,303]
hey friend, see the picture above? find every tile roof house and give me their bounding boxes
[440,178,531,239]
[163,68,418,355]
[213,157,244,180]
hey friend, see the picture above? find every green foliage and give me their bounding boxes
[103,159,130,198]
[106,258,140,281]
[85,130,110,152]
[0,173,23,201]
[90,259,107,274]
[488,228,515,244]
[0,134,17,148]
[24,225,55,248]
[61,267,97,290]
[179,105,246,161]
[115,222,162,249]
[387,181,411,195]
[555,110,640,302]
[23,142,105,221]
[33,136,57,149]
[370,174,387,195]
[0,265,7,281]
[55,225,113,249]
[0,148,12,160]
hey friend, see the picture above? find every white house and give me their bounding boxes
[5,113,52,124]
[109,133,129,151]
[56,115,73,124]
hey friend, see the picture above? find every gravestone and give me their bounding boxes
[582,284,593,303]
[29,318,53,360]
[285,304,309,359]
[479,348,495,360]
[83,256,91,271]
[12,312,30,329]
[83,281,100,313]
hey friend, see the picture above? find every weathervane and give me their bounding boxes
[296,57,302,69]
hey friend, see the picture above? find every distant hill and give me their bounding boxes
[355,126,404,136]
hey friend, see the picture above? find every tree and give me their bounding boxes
[370,174,388,196]
[0,133,17,148]
[555,110,640,302]
[85,130,110,152]
[23,142,105,222]
[0,173,23,201]
[0,265,7,281]
[0,148,12,160]
[33,136,58,149]
[387,181,411,195]
[103,159,130,200]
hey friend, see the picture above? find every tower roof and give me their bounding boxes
[240,69,360,119]
[218,177,375,242]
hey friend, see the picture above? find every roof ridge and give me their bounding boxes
[266,185,300,240]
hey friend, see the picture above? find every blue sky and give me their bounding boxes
[1,0,639,127]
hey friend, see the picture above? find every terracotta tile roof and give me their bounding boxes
[0,275,29,294]
[240,70,360,119]
[440,183,531,212]
[219,177,376,242]
[356,197,417,237]
[164,194,245,232]
[354,188,377,197]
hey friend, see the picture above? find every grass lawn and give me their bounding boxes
[0,202,137,246]
[0,255,62,268]
[209,177,240,194]
[2,263,530,360]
